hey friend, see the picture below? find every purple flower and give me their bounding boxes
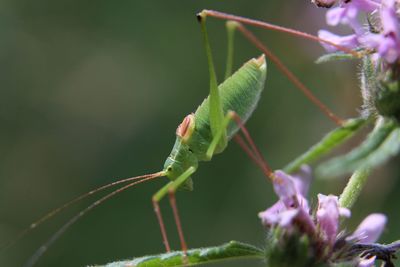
[258,167,390,265]
[291,164,312,196]
[259,166,351,246]
[258,166,312,228]
[358,256,376,267]
[360,0,400,63]
[258,201,288,226]
[317,0,400,64]
[317,0,380,52]
[350,213,387,244]
[326,0,379,31]
[348,214,387,266]
[272,170,300,208]
[380,0,399,34]
[343,0,381,13]
[326,4,362,32]
[272,169,311,210]
[317,194,350,245]
[312,0,380,10]
[318,30,359,52]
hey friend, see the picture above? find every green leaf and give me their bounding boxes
[358,126,400,168]
[89,241,264,267]
[283,118,368,174]
[315,50,361,64]
[316,119,399,178]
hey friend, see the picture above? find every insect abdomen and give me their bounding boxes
[190,55,267,159]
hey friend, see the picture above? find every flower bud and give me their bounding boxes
[375,80,400,121]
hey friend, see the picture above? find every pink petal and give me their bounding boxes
[380,0,400,37]
[351,0,381,12]
[291,165,313,197]
[358,33,384,48]
[273,170,298,208]
[272,167,312,210]
[258,204,299,229]
[326,7,347,26]
[339,207,351,218]
[278,209,299,228]
[352,213,387,244]
[258,201,286,226]
[358,256,376,267]
[318,30,359,52]
[377,36,400,63]
[295,208,317,236]
[260,168,313,228]
[317,194,340,244]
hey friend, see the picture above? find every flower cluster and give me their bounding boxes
[316,0,400,65]
[259,166,390,266]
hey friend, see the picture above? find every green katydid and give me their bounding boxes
[7,10,358,267]
[21,13,270,267]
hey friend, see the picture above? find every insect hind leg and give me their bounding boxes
[224,20,239,79]
[206,110,273,181]
[230,111,273,179]
[201,10,344,126]
[235,24,343,126]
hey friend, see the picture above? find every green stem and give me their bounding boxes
[339,167,371,209]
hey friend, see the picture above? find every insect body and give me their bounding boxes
[152,56,267,254]
[148,15,269,255]
[163,55,266,190]
[15,9,353,266]
[20,13,267,266]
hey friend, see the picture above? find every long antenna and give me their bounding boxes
[199,10,361,57]
[23,172,163,267]
[1,171,165,252]
[236,24,343,126]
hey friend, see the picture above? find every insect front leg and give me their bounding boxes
[152,182,173,252]
[152,167,196,256]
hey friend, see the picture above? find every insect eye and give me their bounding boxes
[167,166,173,172]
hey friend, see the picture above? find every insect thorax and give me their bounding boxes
[163,136,198,191]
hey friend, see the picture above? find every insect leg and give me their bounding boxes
[152,183,173,252]
[199,10,345,126]
[230,111,273,178]
[199,10,360,57]
[206,111,273,180]
[152,167,196,255]
[224,21,238,79]
[198,12,227,151]
[235,24,343,126]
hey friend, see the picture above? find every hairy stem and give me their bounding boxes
[339,167,371,209]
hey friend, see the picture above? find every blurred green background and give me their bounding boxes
[0,1,399,266]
